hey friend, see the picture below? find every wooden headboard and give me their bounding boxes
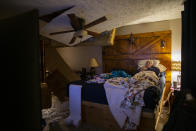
[102,30,171,92]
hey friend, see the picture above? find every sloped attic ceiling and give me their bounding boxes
[1,0,184,46]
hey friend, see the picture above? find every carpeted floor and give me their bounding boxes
[43,117,155,131]
[44,119,108,131]
[42,99,155,131]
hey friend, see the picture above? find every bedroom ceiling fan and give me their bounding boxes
[49,13,107,44]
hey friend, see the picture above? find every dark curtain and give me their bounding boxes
[163,0,196,131]
[181,0,196,97]
[0,10,41,131]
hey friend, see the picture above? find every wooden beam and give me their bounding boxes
[109,28,116,46]
[78,28,116,46]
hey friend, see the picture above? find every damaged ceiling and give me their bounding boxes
[1,0,184,46]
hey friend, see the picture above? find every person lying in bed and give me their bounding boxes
[138,60,160,76]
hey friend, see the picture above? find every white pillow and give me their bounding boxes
[156,63,167,72]
[153,60,160,67]
[137,59,160,68]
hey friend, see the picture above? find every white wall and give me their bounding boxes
[57,46,102,74]
[116,19,182,82]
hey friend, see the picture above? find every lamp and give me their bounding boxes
[89,58,99,78]
[161,40,166,48]
[128,33,136,46]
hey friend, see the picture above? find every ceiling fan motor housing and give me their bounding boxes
[74,30,88,38]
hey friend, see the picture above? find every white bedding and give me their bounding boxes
[104,71,159,130]
[104,81,128,128]
[104,79,143,130]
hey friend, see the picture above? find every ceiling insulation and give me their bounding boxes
[1,0,184,46]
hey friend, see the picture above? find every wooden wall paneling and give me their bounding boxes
[103,30,171,99]
[115,30,171,40]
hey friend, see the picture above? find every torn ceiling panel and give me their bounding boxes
[40,28,116,47]
[79,28,116,46]
[40,9,108,46]
[1,0,184,46]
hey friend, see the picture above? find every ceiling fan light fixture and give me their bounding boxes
[74,30,88,38]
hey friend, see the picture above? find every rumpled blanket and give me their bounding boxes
[121,71,159,108]
[121,71,159,129]
[105,71,159,130]
[87,70,131,84]
[104,70,131,79]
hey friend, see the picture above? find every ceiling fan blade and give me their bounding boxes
[68,13,84,31]
[49,30,74,35]
[84,16,107,29]
[86,30,100,37]
[39,5,75,22]
[69,36,77,44]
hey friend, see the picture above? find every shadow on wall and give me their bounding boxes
[42,46,81,108]
[57,46,103,74]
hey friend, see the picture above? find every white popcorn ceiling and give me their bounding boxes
[2,0,184,46]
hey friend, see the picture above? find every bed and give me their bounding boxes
[66,66,166,130]
[67,71,165,105]
[66,30,171,130]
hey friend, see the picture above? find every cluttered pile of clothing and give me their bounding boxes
[41,95,69,130]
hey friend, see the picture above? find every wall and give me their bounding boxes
[57,19,181,82]
[45,47,80,81]
[57,46,103,74]
[116,18,181,82]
